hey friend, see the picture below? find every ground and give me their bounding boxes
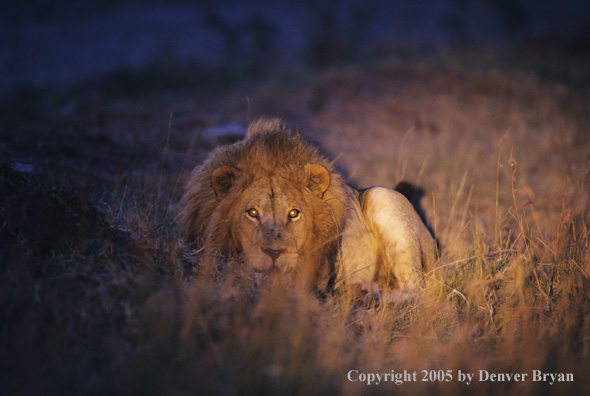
[1,41,589,395]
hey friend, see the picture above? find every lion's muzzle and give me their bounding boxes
[262,248,285,261]
[262,224,284,241]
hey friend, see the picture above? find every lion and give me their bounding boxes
[181,118,436,297]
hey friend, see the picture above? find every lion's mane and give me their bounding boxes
[181,119,351,287]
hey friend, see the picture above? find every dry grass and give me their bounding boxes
[1,48,589,395]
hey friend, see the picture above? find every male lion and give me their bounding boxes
[181,118,436,297]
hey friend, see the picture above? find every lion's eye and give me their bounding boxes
[288,209,301,220]
[246,208,259,218]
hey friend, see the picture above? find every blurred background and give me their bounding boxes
[2,0,589,93]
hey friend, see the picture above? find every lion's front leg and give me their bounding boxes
[335,202,381,297]
[360,186,431,292]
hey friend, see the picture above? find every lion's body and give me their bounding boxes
[181,118,436,294]
[337,186,436,296]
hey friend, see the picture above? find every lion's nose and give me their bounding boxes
[262,248,285,261]
[264,225,284,241]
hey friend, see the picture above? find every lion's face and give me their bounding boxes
[210,163,331,275]
[234,178,310,272]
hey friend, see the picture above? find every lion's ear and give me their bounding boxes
[211,166,242,200]
[304,164,330,198]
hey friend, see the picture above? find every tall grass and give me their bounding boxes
[94,110,588,396]
[93,160,588,395]
[1,50,588,395]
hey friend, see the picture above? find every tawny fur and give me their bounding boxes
[181,118,436,295]
[336,187,436,298]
